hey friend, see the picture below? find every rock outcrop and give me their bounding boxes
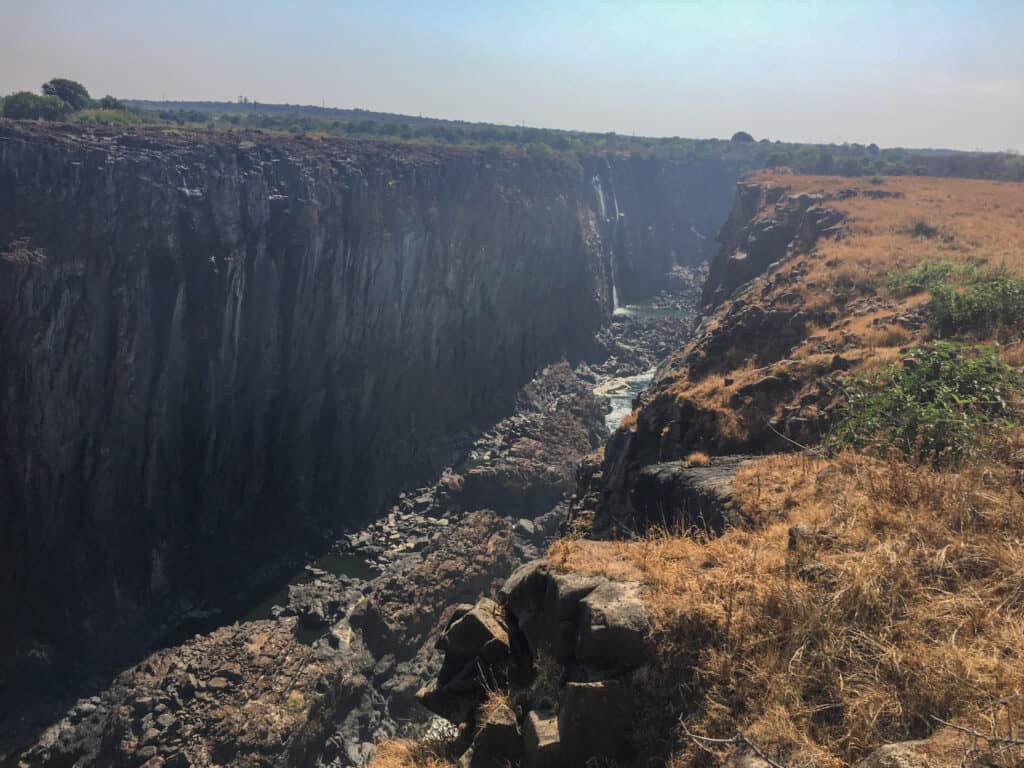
[0,123,740,702]
[417,561,651,767]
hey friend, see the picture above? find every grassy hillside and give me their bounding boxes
[555,174,1024,767]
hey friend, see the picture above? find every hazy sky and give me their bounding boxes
[2,1,1021,151]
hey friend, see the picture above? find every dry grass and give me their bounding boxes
[685,451,712,467]
[366,740,456,768]
[551,452,1024,767]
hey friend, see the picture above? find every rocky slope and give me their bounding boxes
[0,121,740,705]
[409,173,1024,768]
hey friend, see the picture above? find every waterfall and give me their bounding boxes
[593,173,620,311]
[611,252,620,310]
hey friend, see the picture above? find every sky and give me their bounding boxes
[1,0,1021,152]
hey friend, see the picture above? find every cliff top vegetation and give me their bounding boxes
[2,80,1023,182]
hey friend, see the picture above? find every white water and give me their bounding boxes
[595,369,655,432]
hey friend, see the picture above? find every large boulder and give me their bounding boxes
[576,581,651,669]
[417,599,512,725]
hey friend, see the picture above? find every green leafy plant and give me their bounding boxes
[930,269,1024,336]
[1,91,71,121]
[829,341,1023,464]
[885,259,977,297]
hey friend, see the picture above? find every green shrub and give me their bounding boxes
[930,270,1024,336]
[2,91,71,120]
[885,259,977,297]
[830,341,1023,464]
[96,95,125,110]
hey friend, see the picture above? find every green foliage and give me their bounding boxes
[885,260,977,297]
[830,341,1023,464]
[41,78,91,110]
[730,131,755,142]
[2,91,71,120]
[71,108,140,126]
[97,95,125,110]
[930,270,1024,337]
[869,174,885,184]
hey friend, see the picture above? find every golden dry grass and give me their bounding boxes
[549,452,1024,767]
[366,740,455,768]
[685,451,712,467]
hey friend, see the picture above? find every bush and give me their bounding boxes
[97,95,125,110]
[830,341,1023,464]
[930,270,1024,336]
[885,259,976,297]
[2,91,71,120]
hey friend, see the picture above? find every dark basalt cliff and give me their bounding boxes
[0,123,740,685]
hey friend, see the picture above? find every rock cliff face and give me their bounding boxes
[0,124,740,686]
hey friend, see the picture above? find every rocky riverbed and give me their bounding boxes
[10,267,704,768]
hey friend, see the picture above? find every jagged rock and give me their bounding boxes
[576,581,650,668]
[442,599,510,664]
[419,599,513,725]
[498,561,603,661]
[524,710,561,768]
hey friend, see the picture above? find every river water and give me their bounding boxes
[595,370,655,432]
[594,297,698,432]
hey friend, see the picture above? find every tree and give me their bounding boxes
[97,95,125,110]
[730,131,755,143]
[2,91,71,120]
[41,78,91,110]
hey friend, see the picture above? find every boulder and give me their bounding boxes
[443,599,510,663]
[576,581,650,668]
[420,599,513,725]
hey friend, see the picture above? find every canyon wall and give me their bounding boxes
[0,123,740,672]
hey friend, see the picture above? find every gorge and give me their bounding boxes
[7,120,1020,768]
[0,121,736,762]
